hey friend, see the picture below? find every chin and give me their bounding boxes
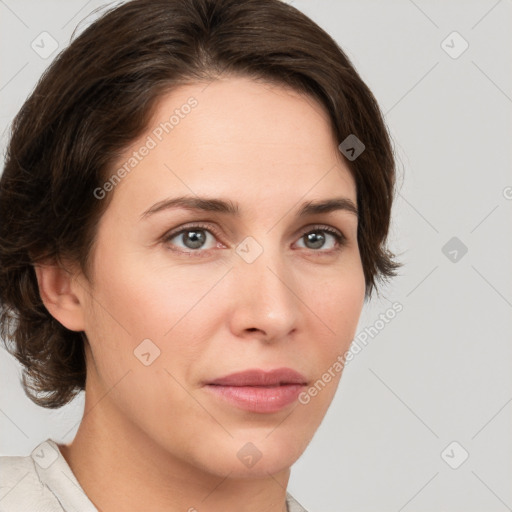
[202,432,309,479]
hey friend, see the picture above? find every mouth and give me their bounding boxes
[203,368,308,413]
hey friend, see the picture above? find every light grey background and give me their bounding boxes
[1,1,511,511]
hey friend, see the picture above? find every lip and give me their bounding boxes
[204,368,308,413]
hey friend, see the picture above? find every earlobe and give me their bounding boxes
[33,262,86,332]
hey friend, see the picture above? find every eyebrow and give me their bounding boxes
[139,195,358,220]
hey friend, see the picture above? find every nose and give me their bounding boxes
[228,239,301,343]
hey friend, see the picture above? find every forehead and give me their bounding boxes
[105,76,355,217]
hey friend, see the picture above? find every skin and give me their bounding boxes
[35,75,366,512]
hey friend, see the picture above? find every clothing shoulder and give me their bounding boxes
[1,443,307,512]
[0,450,64,512]
[1,439,97,512]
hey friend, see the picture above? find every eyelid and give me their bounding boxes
[162,221,347,254]
[296,223,347,249]
[162,221,224,246]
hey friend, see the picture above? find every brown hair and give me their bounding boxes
[0,0,399,408]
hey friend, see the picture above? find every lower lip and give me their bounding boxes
[204,384,305,413]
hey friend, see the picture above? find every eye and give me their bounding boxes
[163,223,221,256]
[295,225,346,252]
[162,223,346,256]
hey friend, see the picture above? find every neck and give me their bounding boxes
[59,386,291,512]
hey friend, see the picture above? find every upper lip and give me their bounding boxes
[206,368,308,387]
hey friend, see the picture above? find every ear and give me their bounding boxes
[33,261,87,332]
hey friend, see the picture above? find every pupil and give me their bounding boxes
[180,230,326,250]
[306,231,324,249]
[184,230,205,249]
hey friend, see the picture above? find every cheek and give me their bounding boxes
[88,243,204,337]
[294,266,365,412]
[311,261,366,333]
[78,234,367,475]
[330,277,365,335]
[303,263,366,388]
[83,247,224,375]
[88,245,365,356]
[84,223,365,381]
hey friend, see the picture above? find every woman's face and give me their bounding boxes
[75,75,366,477]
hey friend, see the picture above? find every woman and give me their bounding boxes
[0,0,399,510]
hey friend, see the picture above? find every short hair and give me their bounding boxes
[0,0,399,408]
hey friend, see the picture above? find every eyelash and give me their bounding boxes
[162,222,346,257]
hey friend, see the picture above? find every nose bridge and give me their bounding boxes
[231,233,299,334]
